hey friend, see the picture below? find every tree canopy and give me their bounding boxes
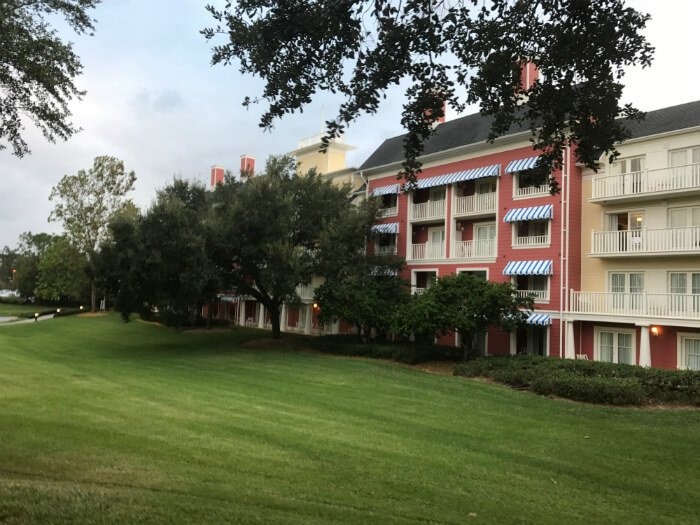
[0,0,100,157]
[35,237,90,303]
[49,155,136,310]
[203,0,654,183]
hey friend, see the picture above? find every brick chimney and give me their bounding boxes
[240,155,255,178]
[210,165,225,188]
[520,61,539,91]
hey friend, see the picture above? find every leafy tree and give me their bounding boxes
[204,1,654,184]
[0,0,100,157]
[211,156,377,338]
[35,237,90,303]
[49,155,136,311]
[14,255,39,299]
[393,273,533,359]
[315,256,408,340]
[1,232,57,298]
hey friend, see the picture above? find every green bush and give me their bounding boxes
[454,355,700,406]
[309,335,460,364]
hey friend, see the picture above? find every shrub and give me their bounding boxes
[454,355,700,406]
[308,335,460,364]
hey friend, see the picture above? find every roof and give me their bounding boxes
[360,99,700,171]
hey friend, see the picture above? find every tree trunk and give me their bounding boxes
[269,302,281,339]
[91,280,97,312]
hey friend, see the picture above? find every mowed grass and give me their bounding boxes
[0,315,698,524]
[0,303,47,319]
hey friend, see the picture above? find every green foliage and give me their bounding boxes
[394,273,532,356]
[49,155,136,310]
[454,356,700,406]
[203,1,653,184]
[315,256,409,337]
[0,0,100,157]
[35,237,90,303]
[211,156,377,337]
[308,335,461,364]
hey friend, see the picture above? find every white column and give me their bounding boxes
[304,304,313,334]
[238,298,246,326]
[257,303,266,329]
[639,325,651,367]
[565,320,576,359]
[509,332,517,355]
[331,321,340,335]
[280,304,287,333]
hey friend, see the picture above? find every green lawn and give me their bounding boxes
[0,315,698,524]
[0,302,55,319]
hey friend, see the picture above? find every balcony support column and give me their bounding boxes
[639,325,651,367]
[280,303,287,333]
[304,304,313,335]
[238,298,246,326]
[257,303,266,329]
[565,320,576,359]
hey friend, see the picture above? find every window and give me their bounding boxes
[612,156,645,175]
[607,211,645,231]
[513,275,549,302]
[669,147,700,168]
[459,270,487,280]
[474,223,496,241]
[668,206,700,228]
[429,227,445,243]
[513,220,550,247]
[476,179,497,194]
[514,170,549,198]
[430,187,446,201]
[374,234,397,255]
[596,329,635,365]
[609,272,644,293]
[378,194,398,217]
[515,325,548,356]
[679,335,700,370]
[668,272,700,313]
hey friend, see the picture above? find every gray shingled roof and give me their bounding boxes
[359,100,700,171]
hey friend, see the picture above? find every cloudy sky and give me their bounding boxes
[1,0,699,247]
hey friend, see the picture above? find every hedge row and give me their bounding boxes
[454,356,700,406]
[307,335,462,365]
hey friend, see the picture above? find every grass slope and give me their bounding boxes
[0,315,698,524]
[0,303,47,319]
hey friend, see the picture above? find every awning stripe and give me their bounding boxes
[372,222,399,234]
[372,184,400,196]
[412,164,500,190]
[505,155,540,173]
[503,204,554,222]
[527,313,552,326]
[503,260,553,275]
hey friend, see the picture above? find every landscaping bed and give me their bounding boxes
[454,356,700,406]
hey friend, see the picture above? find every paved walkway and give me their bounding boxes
[0,314,55,326]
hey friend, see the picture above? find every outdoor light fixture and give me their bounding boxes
[79,305,84,310]
[650,326,660,336]
[313,303,319,309]
[34,313,38,322]
[56,308,61,313]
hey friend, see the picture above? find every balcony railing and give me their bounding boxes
[411,241,445,260]
[516,290,550,302]
[570,291,700,320]
[411,199,445,221]
[375,245,397,255]
[412,286,428,295]
[295,284,315,301]
[591,163,700,200]
[453,192,496,216]
[513,234,549,247]
[378,206,398,218]
[591,226,700,256]
[453,239,495,259]
[515,184,549,198]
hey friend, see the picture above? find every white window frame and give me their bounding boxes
[677,332,700,370]
[378,193,399,218]
[512,170,549,199]
[457,267,489,279]
[606,271,645,293]
[411,268,439,294]
[666,271,700,294]
[594,326,637,365]
[374,234,397,256]
[611,155,645,176]
[668,146,700,167]
[667,205,700,228]
[472,221,496,240]
[511,219,551,248]
[511,275,550,303]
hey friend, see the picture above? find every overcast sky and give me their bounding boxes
[1,0,699,247]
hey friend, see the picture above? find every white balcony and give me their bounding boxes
[515,184,549,198]
[378,206,398,218]
[516,290,550,302]
[591,163,700,202]
[590,226,700,257]
[412,286,428,295]
[411,242,445,260]
[295,284,315,302]
[513,234,549,247]
[410,199,445,221]
[453,239,496,259]
[570,291,700,321]
[453,192,497,217]
[375,245,397,256]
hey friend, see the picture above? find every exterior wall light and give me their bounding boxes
[34,313,38,322]
[650,326,660,336]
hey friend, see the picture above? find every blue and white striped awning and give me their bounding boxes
[372,222,399,234]
[372,184,400,196]
[527,313,552,326]
[503,260,553,276]
[503,204,553,222]
[413,164,501,190]
[505,155,540,173]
